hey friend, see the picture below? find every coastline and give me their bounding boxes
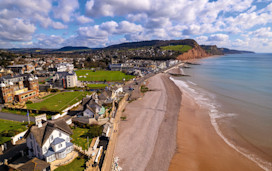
[168,77,265,171]
[114,57,268,171]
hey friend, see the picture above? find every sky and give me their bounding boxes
[0,0,272,52]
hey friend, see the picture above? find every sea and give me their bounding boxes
[174,53,272,170]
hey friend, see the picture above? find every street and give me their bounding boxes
[0,111,35,122]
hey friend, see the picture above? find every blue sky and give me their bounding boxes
[0,0,272,52]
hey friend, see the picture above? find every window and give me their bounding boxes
[59,132,62,137]
[59,144,62,148]
[51,135,53,141]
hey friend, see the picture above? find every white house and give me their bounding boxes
[25,115,73,163]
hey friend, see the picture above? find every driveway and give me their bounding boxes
[0,111,35,122]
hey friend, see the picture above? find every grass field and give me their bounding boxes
[27,92,90,112]
[160,45,192,52]
[0,119,27,144]
[55,157,86,171]
[76,70,134,82]
[87,83,107,89]
[71,127,90,150]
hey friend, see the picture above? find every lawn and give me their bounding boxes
[27,91,90,112]
[71,127,90,150]
[160,45,193,53]
[0,119,27,144]
[55,157,86,171]
[87,83,107,89]
[76,70,134,82]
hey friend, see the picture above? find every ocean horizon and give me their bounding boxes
[174,53,272,170]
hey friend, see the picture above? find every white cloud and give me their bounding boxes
[250,27,272,38]
[0,18,36,41]
[76,15,93,24]
[208,34,229,42]
[53,0,79,22]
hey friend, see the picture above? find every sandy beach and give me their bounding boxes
[114,72,264,171]
[114,73,181,171]
[168,82,263,171]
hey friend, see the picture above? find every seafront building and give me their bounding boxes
[0,74,39,103]
[25,115,74,163]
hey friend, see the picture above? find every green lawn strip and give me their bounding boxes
[71,127,90,150]
[87,84,107,89]
[27,92,89,112]
[76,70,135,82]
[160,45,192,53]
[1,108,37,117]
[41,93,57,99]
[55,157,86,171]
[0,119,28,144]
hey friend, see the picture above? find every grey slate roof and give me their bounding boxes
[51,137,65,145]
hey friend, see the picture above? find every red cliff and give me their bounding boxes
[176,44,210,60]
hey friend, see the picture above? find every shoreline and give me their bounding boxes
[169,77,265,171]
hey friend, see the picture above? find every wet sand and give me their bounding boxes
[168,87,263,171]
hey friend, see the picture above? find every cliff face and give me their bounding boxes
[176,45,210,60]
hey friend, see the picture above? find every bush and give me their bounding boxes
[26,101,33,104]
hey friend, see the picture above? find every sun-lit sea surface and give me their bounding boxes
[174,53,272,170]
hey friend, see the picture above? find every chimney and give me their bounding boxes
[34,114,47,128]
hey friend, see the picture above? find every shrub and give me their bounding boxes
[120,116,127,121]
[26,101,33,104]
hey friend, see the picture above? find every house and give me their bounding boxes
[82,95,105,119]
[98,90,114,104]
[0,74,39,103]
[17,158,51,171]
[25,115,73,163]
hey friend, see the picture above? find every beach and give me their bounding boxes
[114,71,265,171]
[168,83,263,171]
[114,73,181,171]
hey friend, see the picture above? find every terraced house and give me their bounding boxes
[0,74,39,103]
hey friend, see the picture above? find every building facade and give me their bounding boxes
[51,71,77,88]
[0,74,39,103]
[25,115,74,163]
[7,64,35,74]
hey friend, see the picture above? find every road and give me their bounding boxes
[101,93,129,171]
[0,111,35,122]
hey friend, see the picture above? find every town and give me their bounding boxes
[0,48,183,171]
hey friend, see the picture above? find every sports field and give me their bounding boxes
[76,70,134,82]
[27,91,90,112]
[160,45,192,52]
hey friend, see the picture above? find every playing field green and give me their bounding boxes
[87,83,107,89]
[160,45,192,52]
[27,92,90,112]
[76,70,134,82]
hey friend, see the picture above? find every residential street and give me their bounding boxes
[0,111,35,122]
